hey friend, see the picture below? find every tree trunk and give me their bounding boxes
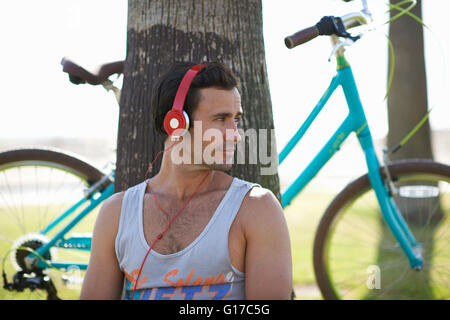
[387,0,443,225]
[115,0,280,201]
[387,0,433,161]
[379,3,441,297]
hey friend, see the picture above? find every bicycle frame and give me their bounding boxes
[30,182,115,270]
[29,55,422,273]
[279,56,423,270]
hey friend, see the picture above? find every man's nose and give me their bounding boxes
[225,122,241,144]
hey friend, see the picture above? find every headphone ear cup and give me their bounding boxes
[163,110,190,137]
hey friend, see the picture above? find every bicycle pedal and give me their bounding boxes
[61,274,83,289]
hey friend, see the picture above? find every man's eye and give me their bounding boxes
[214,117,241,123]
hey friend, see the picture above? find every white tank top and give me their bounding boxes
[115,176,259,300]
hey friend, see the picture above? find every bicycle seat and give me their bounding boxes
[60,57,124,85]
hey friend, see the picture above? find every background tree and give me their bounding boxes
[115,0,280,200]
[372,1,441,298]
[387,0,443,224]
[387,0,433,161]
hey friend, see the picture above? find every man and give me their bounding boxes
[80,61,292,300]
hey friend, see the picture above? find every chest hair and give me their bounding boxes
[142,190,228,254]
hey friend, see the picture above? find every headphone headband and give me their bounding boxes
[163,63,207,137]
[171,64,206,112]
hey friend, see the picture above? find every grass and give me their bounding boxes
[1,188,448,300]
[285,186,450,300]
[283,190,335,300]
[297,189,450,300]
[0,192,329,300]
[0,203,99,300]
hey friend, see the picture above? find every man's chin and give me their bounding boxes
[207,163,233,172]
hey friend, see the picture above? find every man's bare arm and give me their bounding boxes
[80,192,124,299]
[241,188,293,300]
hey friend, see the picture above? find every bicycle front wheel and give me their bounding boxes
[0,148,106,300]
[314,159,450,300]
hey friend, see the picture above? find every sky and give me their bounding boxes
[0,0,449,185]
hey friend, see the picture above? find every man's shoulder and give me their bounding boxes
[102,181,145,210]
[91,190,126,242]
[104,190,126,207]
[238,183,283,223]
[229,176,278,209]
[241,185,281,211]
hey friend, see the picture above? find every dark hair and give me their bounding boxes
[151,61,239,138]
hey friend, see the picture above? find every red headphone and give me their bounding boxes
[163,63,207,138]
[134,66,209,298]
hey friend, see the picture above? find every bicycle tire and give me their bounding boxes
[0,148,105,183]
[0,148,107,300]
[313,159,450,300]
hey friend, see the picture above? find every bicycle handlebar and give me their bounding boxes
[284,11,370,50]
[284,0,371,50]
[284,26,319,49]
[285,16,350,49]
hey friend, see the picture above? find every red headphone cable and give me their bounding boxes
[131,144,211,300]
[144,141,178,178]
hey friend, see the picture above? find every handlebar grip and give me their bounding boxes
[284,26,319,49]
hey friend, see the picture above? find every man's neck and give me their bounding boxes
[150,152,215,202]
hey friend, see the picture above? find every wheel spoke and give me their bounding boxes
[315,163,450,299]
[0,150,103,300]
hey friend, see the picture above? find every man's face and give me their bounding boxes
[180,87,243,171]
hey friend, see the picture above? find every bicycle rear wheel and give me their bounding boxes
[0,148,106,300]
[313,159,450,299]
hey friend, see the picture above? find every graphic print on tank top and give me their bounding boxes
[115,177,259,300]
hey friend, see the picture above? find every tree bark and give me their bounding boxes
[387,0,443,225]
[115,0,280,201]
[381,3,440,296]
[387,0,433,161]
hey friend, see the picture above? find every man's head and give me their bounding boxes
[151,61,243,171]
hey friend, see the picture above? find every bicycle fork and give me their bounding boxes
[358,130,423,270]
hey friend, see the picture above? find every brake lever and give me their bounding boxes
[101,79,121,105]
[328,37,359,61]
[361,0,372,21]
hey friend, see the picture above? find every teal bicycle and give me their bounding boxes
[281,0,450,299]
[1,0,449,300]
[0,58,123,300]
